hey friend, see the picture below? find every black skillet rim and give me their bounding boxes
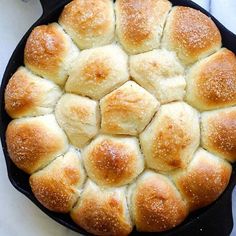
[0,0,236,235]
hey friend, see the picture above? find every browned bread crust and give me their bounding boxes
[162,6,221,65]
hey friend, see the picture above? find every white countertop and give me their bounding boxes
[0,0,236,235]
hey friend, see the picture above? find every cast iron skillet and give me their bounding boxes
[0,0,236,235]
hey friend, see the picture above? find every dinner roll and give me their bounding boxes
[116,0,172,54]
[24,23,79,86]
[65,45,129,100]
[5,67,62,118]
[201,107,236,162]
[59,0,115,49]
[30,148,86,213]
[185,48,236,111]
[100,81,159,135]
[130,49,186,104]
[173,148,232,211]
[162,6,221,65]
[70,180,133,236]
[140,102,200,172]
[129,171,188,232]
[82,135,144,187]
[55,94,100,148]
[6,115,68,174]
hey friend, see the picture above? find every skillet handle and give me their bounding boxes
[39,0,69,15]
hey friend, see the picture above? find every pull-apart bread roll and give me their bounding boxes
[130,49,186,104]
[71,180,133,236]
[82,135,144,187]
[129,171,188,232]
[162,7,221,65]
[140,102,200,172]
[173,148,232,211]
[59,0,115,49]
[185,48,236,111]
[5,67,62,118]
[55,94,100,148]
[65,45,129,100]
[5,0,236,234]
[100,81,159,135]
[6,115,68,174]
[201,107,236,162]
[30,148,86,213]
[24,23,79,86]
[116,0,172,54]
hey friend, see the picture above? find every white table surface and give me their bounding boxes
[0,0,236,235]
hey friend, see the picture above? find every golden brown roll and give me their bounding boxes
[129,171,188,232]
[65,44,129,100]
[29,148,86,213]
[185,48,236,111]
[70,180,133,236]
[100,81,159,135]
[201,107,236,162]
[162,6,222,65]
[6,114,68,174]
[24,23,79,86]
[59,0,115,49]
[5,67,62,118]
[173,148,232,211]
[140,102,200,172]
[55,94,100,148]
[116,0,172,54]
[82,135,144,187]
[130,49,185,104]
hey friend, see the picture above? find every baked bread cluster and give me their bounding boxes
[4,0,236,235]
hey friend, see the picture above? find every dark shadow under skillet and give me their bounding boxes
[0,0,236,235]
